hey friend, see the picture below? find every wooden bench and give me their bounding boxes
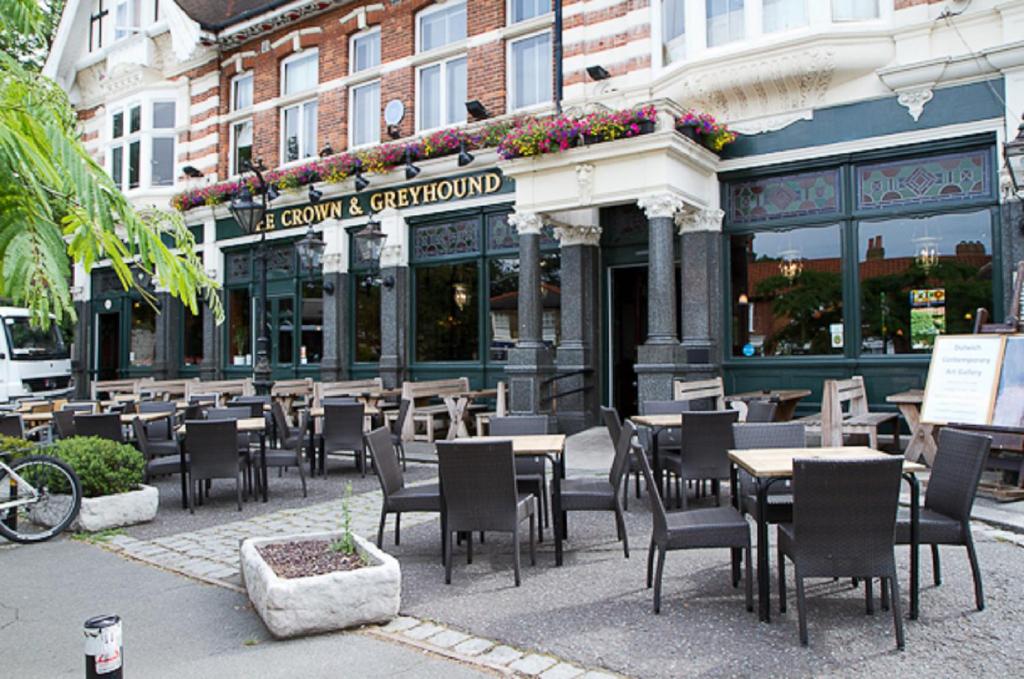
[90,378,151,402]
[399,378,470,442]
[474,381,508,436]
[185,378,254,407]
[144,379,198,402]
[672,377,727,410]
[795,376,900,449]
[313,378,384,408]
[272,378,314,414]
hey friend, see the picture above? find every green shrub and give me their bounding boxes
[46,437,144,498]
[0,433,37,460]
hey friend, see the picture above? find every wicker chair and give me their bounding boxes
[489,415,550,540]
[635,428,753,614]
[745,401,778,423]
[318,403,366,476]
[777,457,905,649]
[0,414,23,438]
[732,422,806,525]
[390,399,412,470]
[74,413,124,443]
[265,401,308,498]
[52,409,75,439]
[206,406,256,494]
[365,427,443,552]
[138,401,177,440]
[133,417,185,484]
[895,428,991,611]
[436,439,536,587]
[661,410,739,509]
[184,420,247,512]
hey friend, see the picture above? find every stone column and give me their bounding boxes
[152,288,174,379]
[507,211,555,416]
[635,194,687,403]
[378,209,408,389]
[676,208,725,378]
[199,262,220,381]
[71,275,89,399]
[320,251,349,382]
[554,221,602,433]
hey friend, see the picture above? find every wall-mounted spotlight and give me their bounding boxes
[319,143,335,158]
[387,124,402,140]
[404,148,421,180]
[457,140,474,167]
[465,99,490,120]
[586,65,611,81]
[354,161,370,191]
[308,183,322,204]
[266,183,280,201]
[182,165,203,178]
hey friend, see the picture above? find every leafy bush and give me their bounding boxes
[0,433,37,460]
[46,437,144,498]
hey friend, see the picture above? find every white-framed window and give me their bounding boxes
[832,0,878,21]
[108,98,176,190]
[663,0,686,61]
[351,28,381,73]
[109,104,141,190]
[509,0,550,23]
[417,56,467,131]
[763,0,807,32]
[231,119,254,176]
[350,81,381,147]
[706,0,744,47]
[150,101,176,187]
[509,32,551,111]
[281,50,319,96]
[281,101,318,163]
[231,72,254,111]
[113,0,141,40]
[417,0,467,52]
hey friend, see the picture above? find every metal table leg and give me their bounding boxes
[261,432,268,503]
[906,472,920,620]
[756,478,771,623]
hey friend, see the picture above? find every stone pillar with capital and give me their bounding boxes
[507,211,555,416]
[677,207,725,379]
[635,194,688,403]
[152,286,175,379]
[200,264,220,381]
[320,248,349,382]
[378,209,408,389]
[554,220,602,433]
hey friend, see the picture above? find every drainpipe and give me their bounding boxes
[554,0,563,114]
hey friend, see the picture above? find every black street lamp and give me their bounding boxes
[353,213,394,289]
[229,159,275,395]
[1005,113,1024,196]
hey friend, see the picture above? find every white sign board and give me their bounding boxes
[921,335,1005,426]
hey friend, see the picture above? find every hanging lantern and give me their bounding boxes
[778,249,803,282]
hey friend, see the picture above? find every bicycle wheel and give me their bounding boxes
[0,455,82,543]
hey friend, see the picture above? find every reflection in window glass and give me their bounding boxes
[276,298,294,365]
[130,299,156,367]
[354,275,381,362]
[488,258,519,361]
[301,282,323,364]
[663,0,686,63]
[415,262,479,362]
[730,224,843,357]
[707,0,744,47]
[859,211,992,355]
[183,307,203,366]
[228,288,251,365]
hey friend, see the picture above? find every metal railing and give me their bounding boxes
[540,368,594,407]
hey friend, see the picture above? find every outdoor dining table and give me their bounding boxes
[20,410,170,425]
[444,389,498,439]
[473,434,568,565]
[886,389,936,465]
[724,389,812,422]
[629,414,682,496]
[727,446,927,623]
[176,417,270,504]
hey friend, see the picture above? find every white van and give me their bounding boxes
[0,307,73,402]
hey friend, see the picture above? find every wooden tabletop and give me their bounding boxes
[886,389,924,405]
[630,414,683,428]
[470,434,566,455]
[725,389,812,403]
[20,411,171,424]
[308,405,379,418]
[177,417,266,434]
[728,446,927,478]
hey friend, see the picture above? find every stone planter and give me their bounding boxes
[241,531,400,639]
[32,485,158,532]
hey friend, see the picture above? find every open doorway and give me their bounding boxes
[95,311,121,380]
[609,266,648,418]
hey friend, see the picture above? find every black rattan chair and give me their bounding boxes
[390,399,412,470]
[206,406,255,494]
[365,426,443,551]
[74,413,124,442]
[635,428,753,614]
[661,410,739,509]
[53,409,75,439]
[437,439,536,587]
[318,403,366,476]
[745,401,778,423]
[489,415,550,539]
[777,456,905,649]
[267,401,308,498]
[133,417,186,484]
[732,422,806,525]
[184,420,247,512]
[601,406,640,508]
[138,401,177,440]
[895,428,991,611]
[0,414,24,438]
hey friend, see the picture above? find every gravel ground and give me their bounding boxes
[388,497,1024,679]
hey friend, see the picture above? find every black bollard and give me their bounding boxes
[84,614,123,678]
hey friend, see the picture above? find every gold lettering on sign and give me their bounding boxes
[484,173,501,193]
[453,176,468,199]
[263,213,276,231]
[280,210,294,227]
[436,179,453,202]
[369,193,384,212]
[468,175,483,196]
[397,187,410,208]
[384,192,397,210]
[408,184,424,204]
[350,197,364,216]
[422,182,437,203]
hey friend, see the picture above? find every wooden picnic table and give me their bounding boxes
[728,446,927,623]
[724,389,812,422]
[445,389,498,440]
[885,389,936,465]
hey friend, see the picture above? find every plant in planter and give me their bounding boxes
[38,436,157,532]
[675,110,737,153]
[0,433,38,460]
[241,483,400,638]
[584,105,658,144]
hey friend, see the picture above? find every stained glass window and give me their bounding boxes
[856,149,992,211]
[727,169,841,225]
[412,219,480,260]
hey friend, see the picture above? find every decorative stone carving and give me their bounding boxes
[508,211,544,236]
[676,208,725,234]
[896,88,934,122]
[321,252,345,274]
[379,243,404,269]
[730,110,814,135]
[554,224,602,248]
[575,163,595,205]
[637,194,684,220]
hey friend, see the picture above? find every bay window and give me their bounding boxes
[109,104,140,190]
[109,99,175,190]
[113,0,141,40]
[510,32,552,111]
[707,0,744,47]
[662,0,686,63]
[763,0,807,33]
[232,72,253,111]
[833,0,878,21]
[150,101,175,187]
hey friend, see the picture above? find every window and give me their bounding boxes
[351,29,380,73]
[418,1,466,52]
[415,262,480,362]
[129,299,156,367]
[833,0,878,21]
[227,288,251,365]
[281,100,318,163]
[282,51,318,96]
[150,101,175,187]
[510,0,550,23]
[182,306,203,367]
[113,0,141,40]
[859,211,993,355]
[354,277,381,362]
[89,1,107,52]
[510,33,551,110]
[488,254,560,360]
[109,104,140,190]
[300,282,323,365]
[763,0,807,33]
[706,0,744,47]
[350,81,380,147]
[729,224,844,357]
[662,0,686,63]
[418,56,467,130]
[231,73,253,111]
[232,120,253,176]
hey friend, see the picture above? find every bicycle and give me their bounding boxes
[0,450,82,543]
